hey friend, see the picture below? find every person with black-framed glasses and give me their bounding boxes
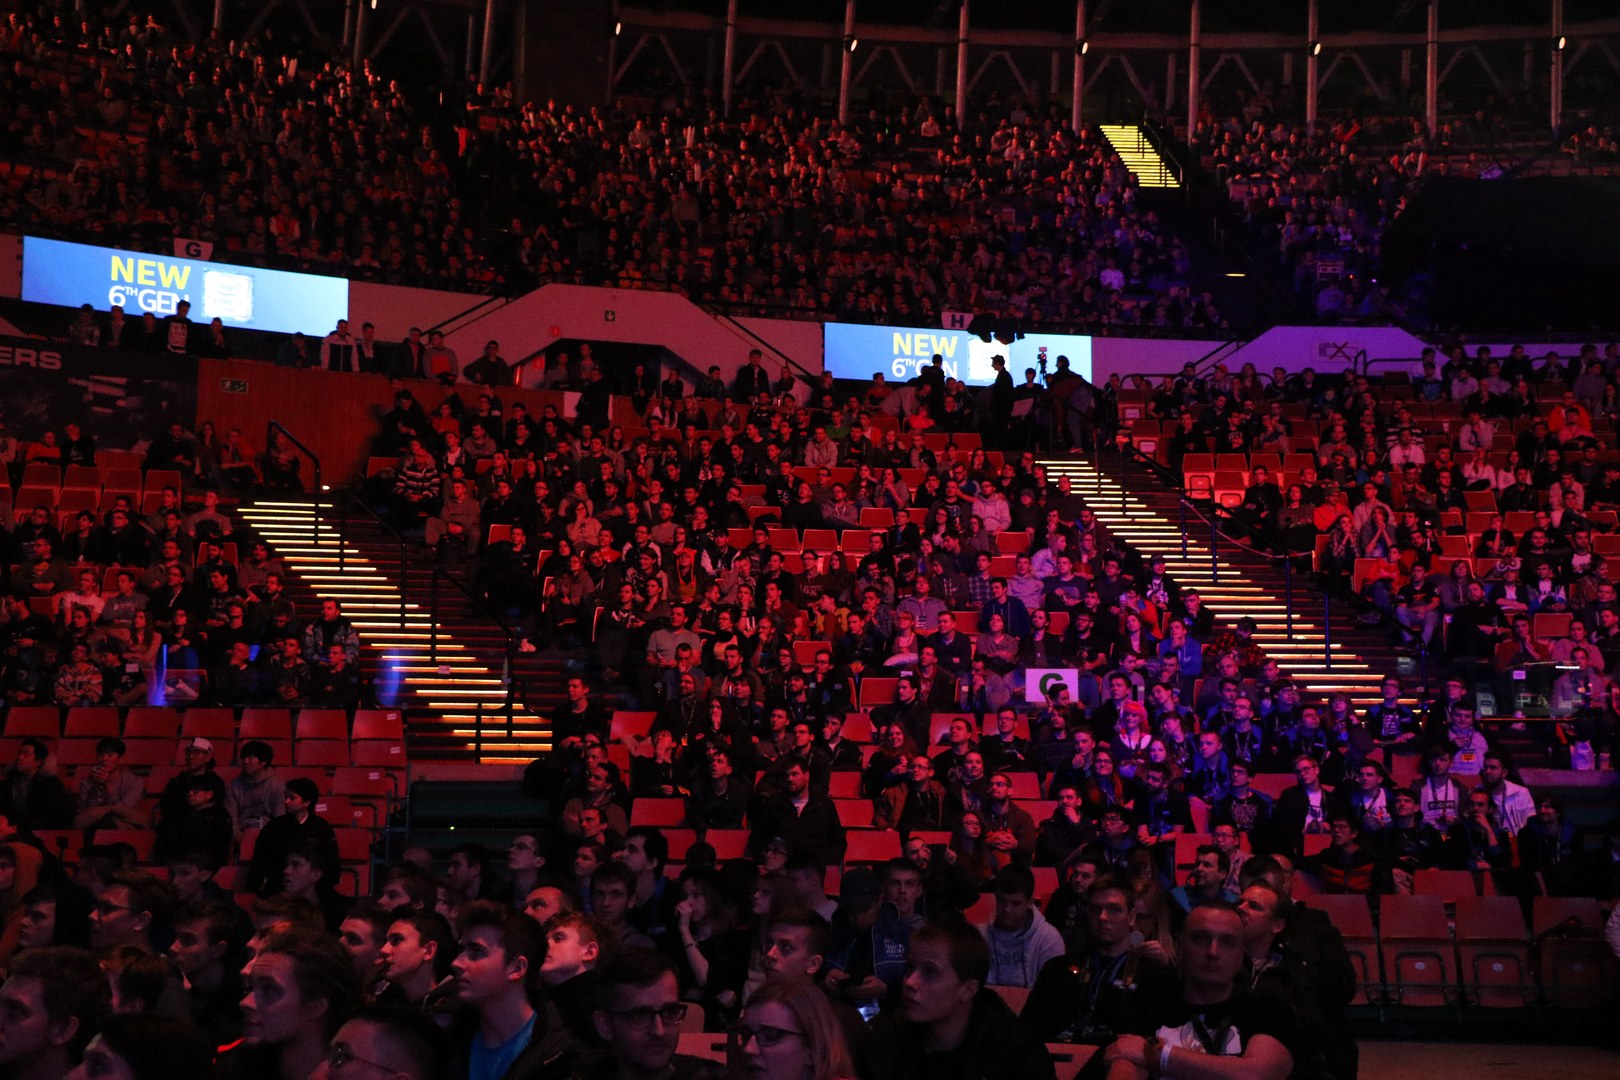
[584,949,709,1080]
[316,1004,449,1080]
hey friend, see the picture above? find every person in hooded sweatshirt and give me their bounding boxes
[975,864,1066,989]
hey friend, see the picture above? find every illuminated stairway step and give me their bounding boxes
[238,498,545,759]
[1040,454,1386,701]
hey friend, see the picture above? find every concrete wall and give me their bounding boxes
[440,284,828,387]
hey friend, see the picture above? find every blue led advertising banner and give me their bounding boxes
[22,237,349,335]
[823,322,1093,386]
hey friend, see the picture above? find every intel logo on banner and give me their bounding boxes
[823,322,1092,387]
[21,237,349,336]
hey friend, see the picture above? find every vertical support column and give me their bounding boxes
[467,13,477,76]
[956,0,970,127]
[1425,0,1440,138]
[1186,0,1201,136]
[1070,0,1085,134]
[1305,0,1320,134]
[1551,0,1565,132]
[723,0,738,116]
[838,0,856,124]
[352,0,368,69]
[215,0,228,35]
[606,1,621,107]
[479,0,497,83]
[1165,54,1177,112]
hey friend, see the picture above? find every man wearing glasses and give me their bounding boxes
[588,949,709,1080]
[318,1004,449,1080]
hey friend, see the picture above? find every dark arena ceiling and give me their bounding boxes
[636,0,1614,35]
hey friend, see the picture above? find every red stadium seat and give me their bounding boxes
[1302,893,1379,1004]
[295,709,349,742]
[1379,895,1455,1006]
[843,831,900,864]
[1454,896,1532,1007]
[1532,897,1614,1008]
[629,799,686,827]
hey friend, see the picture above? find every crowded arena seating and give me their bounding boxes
[0,2,1212,331]
[0,4,1615,1079]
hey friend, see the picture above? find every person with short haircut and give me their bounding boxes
[619,828,676,942]
[1235,880,1354,1080]
[446,843,497,909]
[89,871,173,952]
[449,901,574,1080]
[322,1004,452,1080]
[0,945,108,1079]
[154,738,226,835]
[590,863,655,951]
[377,909,457,1016]
[0,739,75,831]
[1023,875,1175,1044]
[233,927,364,1080]
[747,762,847,869]
[225,740,286,839]
[339,901,395,993]
[522,883,578,928]
[103,944,177,1016]
[1168,845,1237,919]
[378,863,440,912]
[539,912,607,1047]
[73,738,146,831]
[586,948,708,1080]
[281,835,352,931]
[154,771,234,870]
[245,777,339,897]
[1100,904,1303,1080]
[879,919,1056,1080]
[69,1014,215,1080]
[167,899,244,1045]
[976,865,1065,989]
[17,880,94,951]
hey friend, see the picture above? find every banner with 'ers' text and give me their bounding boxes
[21,237,349,335]
[823,321,1093,386]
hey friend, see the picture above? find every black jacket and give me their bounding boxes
[877,989,1057,1080]
[451,999,575,1080]
[747,792,847,866]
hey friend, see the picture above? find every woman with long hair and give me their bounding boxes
[728,975,858,1080]
[1082,746,1132,819]
[741,873,789,1005]
[947,810,994,888]
[674,867,749,1020]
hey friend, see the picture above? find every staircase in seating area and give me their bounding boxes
[1040,453,1398,709]
[236,498,565,764]
[1099,125,1181,189]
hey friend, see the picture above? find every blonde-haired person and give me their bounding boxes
[729,976,857,1080]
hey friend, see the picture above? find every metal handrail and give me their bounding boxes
[1118,335,1251,395]
[331,488,525,734]
[265,421,322,545]
[712,310,820,383]
[1114,442,1428,680]
[262,420,528,748]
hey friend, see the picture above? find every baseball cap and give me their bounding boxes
[187,737,214,754]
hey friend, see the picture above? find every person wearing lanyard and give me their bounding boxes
[1022,876,1174,1044]
[1101,904,1304,1080]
